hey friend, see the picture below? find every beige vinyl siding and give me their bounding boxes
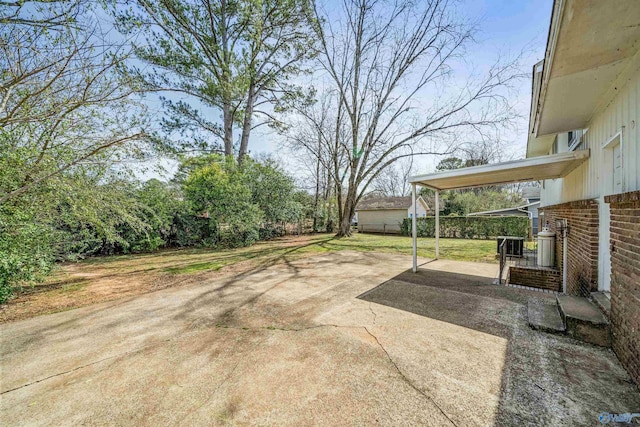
[541,68,639,206]
[358,209,406,233]
[409,199,429,217]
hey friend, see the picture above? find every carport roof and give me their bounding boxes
[409,150,589,191]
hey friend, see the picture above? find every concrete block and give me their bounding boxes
[527,298,566,334]
[557,294,611,347]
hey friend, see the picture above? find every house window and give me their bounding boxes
[568,129,583,151]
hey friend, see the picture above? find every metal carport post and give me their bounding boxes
[412,184,439,273]
[412,184,417,272]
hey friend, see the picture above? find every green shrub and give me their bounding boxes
[259,224,286,240]
[0,154,312,301]
[0,220,56,303]
[400,216,529,239]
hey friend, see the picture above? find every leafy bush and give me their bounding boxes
[0,175,176,301]
[259,225,286,240]
[0,153,312,302]
[242,158,303,224]
[217,202,263,248]
[400,216,529,239]
[181,155,308,248]
[183,159,263,248]
[171,214,218,247]
[0,218,56,303]
[419,187,524,216]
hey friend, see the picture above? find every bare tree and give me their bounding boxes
[458,138,509,165]
[0,0,83,27]
[284,93,348,231]
[370,158,415,197]
[0,3,150,204]
[285,0,522,236]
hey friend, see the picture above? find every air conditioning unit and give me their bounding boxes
[496,236,524,257]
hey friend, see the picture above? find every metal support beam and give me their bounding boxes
[435,190,440,259]
[412,184,417,273]
[562,227,568,294]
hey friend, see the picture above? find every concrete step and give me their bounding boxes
[590,292,611,318]
[527,298,566,334]
[557,294,611,347]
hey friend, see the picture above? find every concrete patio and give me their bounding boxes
[1,251,638,426]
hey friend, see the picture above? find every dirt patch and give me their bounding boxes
[0,234,501,323]
[0,235,319,323]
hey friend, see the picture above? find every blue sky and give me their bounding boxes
[470,0,552,44]
[452,0,553,154]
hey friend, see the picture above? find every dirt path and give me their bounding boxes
[0,235,319,323]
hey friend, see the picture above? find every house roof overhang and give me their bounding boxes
[409,150,589,191]
[467,201,541,217]
[527,0,640,157]
[356,196,429,211]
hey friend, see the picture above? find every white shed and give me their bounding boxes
[356,196,429,234]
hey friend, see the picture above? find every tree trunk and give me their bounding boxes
[335,179,343,231]
[323,167,331,231]
[222,102,233,156]
[312,135,322,232]
[220,0,233,157]
[336,191,356,237]
[238,83,255,163]
[336,214,352,236]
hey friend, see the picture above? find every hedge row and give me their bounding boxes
[400,216,529,239]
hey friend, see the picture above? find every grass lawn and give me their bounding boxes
[1,233,497,322]
[77,232,498,273]
[308,232,498,263]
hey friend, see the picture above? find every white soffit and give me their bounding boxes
[538,59,630,135]
[409,150,589,191]
[527,134,557,158]
[535,0,640,136]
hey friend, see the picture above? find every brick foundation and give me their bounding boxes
[605,190,640,387]
[508,266,562,292]
[539,199,599,296]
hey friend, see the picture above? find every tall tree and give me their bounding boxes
[285,92,349,231]
[114,0,317,162]
[287,0,522,236]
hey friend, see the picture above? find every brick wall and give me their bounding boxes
[539,199,599,296]
[605,190,640,387]
[508,266,562,292]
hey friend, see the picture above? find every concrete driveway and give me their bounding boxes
[1,251,638,426]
